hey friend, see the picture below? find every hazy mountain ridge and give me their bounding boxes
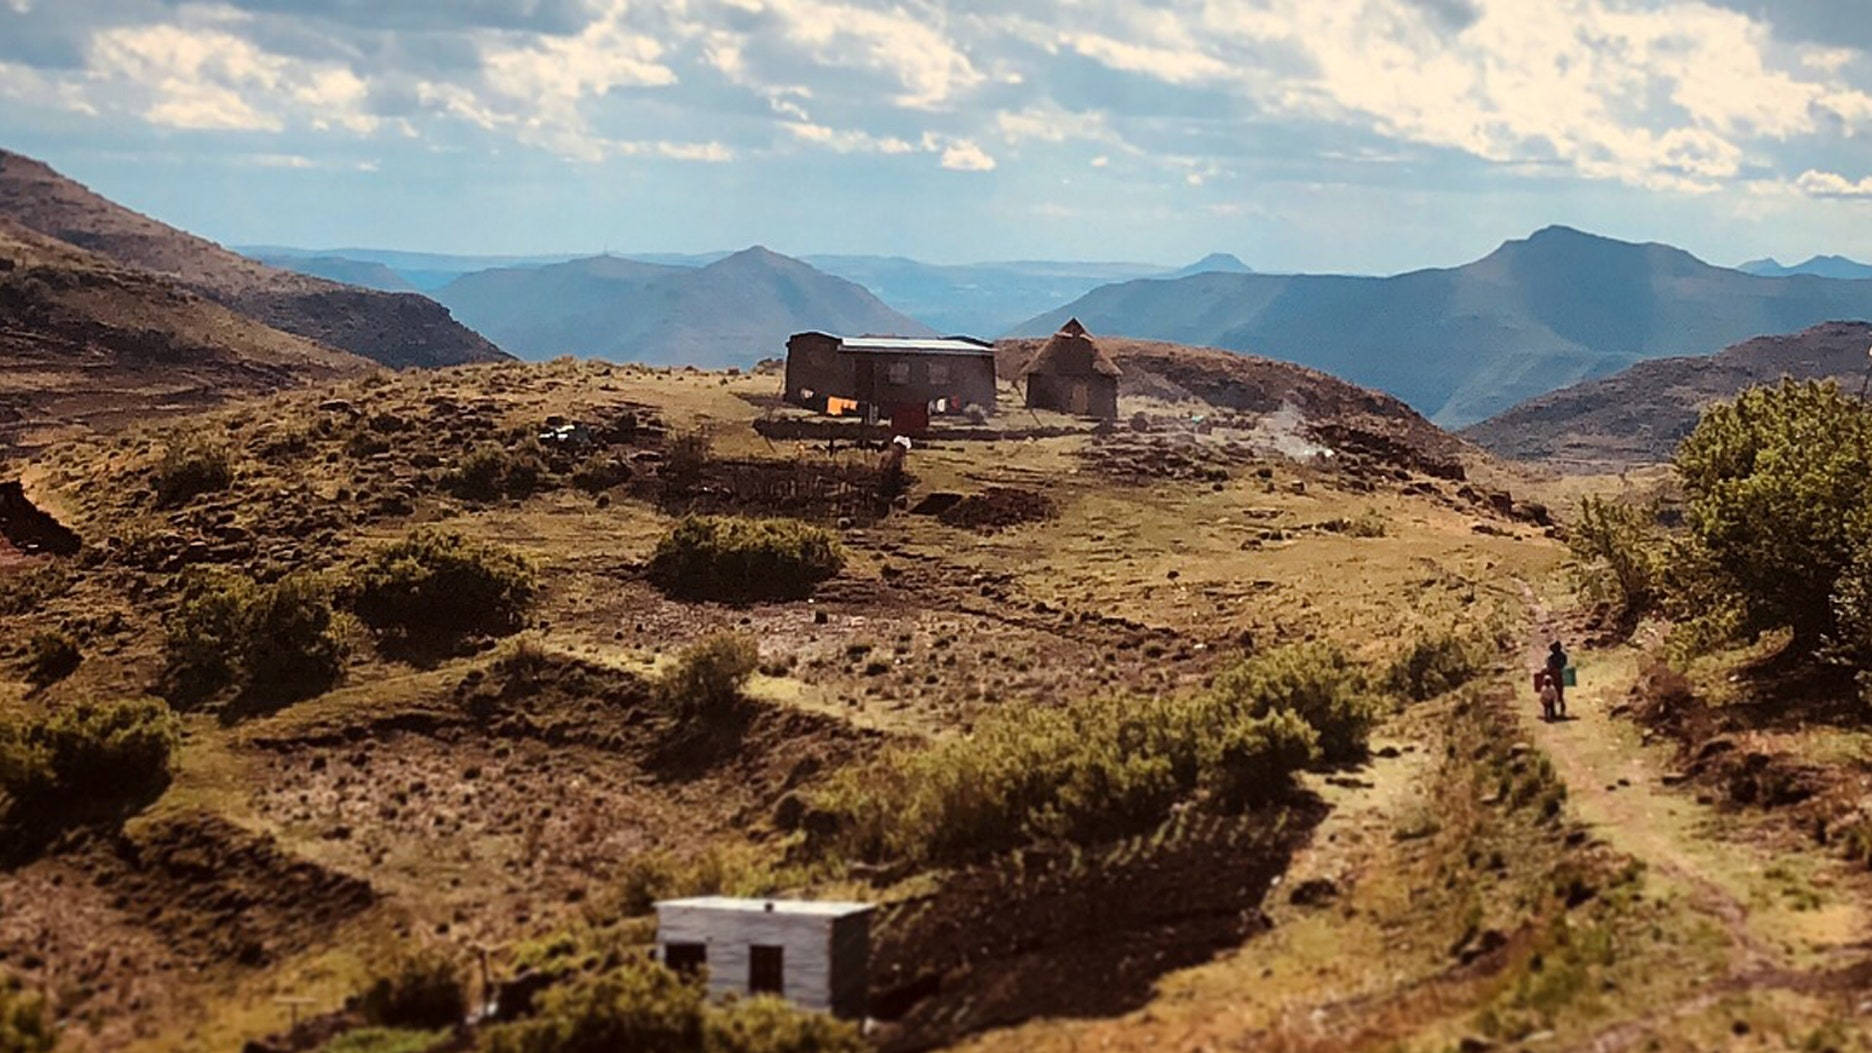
[1738,255,1872,279]
[1011,226,1872,426]
[433,247,938,365]
[1461,320,1872,466]
[0,150,506,368]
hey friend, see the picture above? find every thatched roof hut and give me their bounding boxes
[1023,318,1120,417]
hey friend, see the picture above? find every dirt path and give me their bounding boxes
[1518,604,1872,1049]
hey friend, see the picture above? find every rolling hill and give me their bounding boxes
[243,252,418,293]
[1011,226,1872,427]
[433,247,938,366]
[1461,320,1872,467]
[0,150,506,368]
[0,217,373,454]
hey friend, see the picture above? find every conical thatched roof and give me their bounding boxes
[1023,317,1121,377]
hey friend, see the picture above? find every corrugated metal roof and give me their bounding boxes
[795,331,994,356]
[657,896,874,917]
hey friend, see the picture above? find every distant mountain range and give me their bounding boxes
[1462,321,1872,466]
[248,246,1258,338]
[1737,255,1872,280]
[431,247,937,366]
[0,150,505,369]
[1010,226,1872,426]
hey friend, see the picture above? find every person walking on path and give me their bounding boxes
[1546,640,1569,717]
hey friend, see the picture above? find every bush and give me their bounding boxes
[153,433,234,506]
[21,630,80,688]
[812,689,1320,868]
[480,960,704,1053]
[1210,641,1379,762]
[0,975,53,1053]
[658,634,759,715]
[610,845,789,917]
[648,517,842,602]
[446,442,549,501]
[704,997,866,1053]
[571,453,630,494]
[1385,626,1497,701]
[1568,496,1664,627]
[0,697,180,823]
[359,948,464,1031]
[162,570,348,704]
[662,429,712,492]
[1673,380,1872,654]
[354,529,537,640]
[478,959,862,1053]
[319,1028,449,1053]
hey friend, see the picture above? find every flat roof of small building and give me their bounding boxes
[656,896,875,918]
[793,332,994,356]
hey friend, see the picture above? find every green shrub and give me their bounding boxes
[571,453,630,493]
[354,529,537,640]
[153,433,234,506]
[610,845,790,917]
[812,689,1319,868]
[704,997,865,1052]
[22,630,80,688]
[0,974,53,1053]
[647,517,842,602]
[478,959,861,1053]
[658,634,760,715]
[0,564,70,617]
[318,1028,448,1053]
[447,442,549,501]
[359,948,464,1031]
[1210,641,1378,762]
[1568,496,1665,627]
[480,960,704,1053]
[162,570,348,704]
[0,697,180,821]
[662,429,712,492]
[1385,626,1497,701]
[1673,380,1872,654]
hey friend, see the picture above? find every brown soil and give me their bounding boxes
[0,813,376,1051]
[870,804,1324,1051]
[932,487,1056,532]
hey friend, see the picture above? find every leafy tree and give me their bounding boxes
[1673,380,1872,651]
[1567,496,1665,627]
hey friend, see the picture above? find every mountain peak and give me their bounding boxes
[1168,252,1253,278]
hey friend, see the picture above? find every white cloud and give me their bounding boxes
[937,137,995,171]
[784,121,915,154]
[735,0,985,109]
[1795,168,1872,197]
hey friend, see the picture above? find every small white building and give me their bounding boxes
[653,896,874,1017]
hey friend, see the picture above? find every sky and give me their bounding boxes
[4,0,1872,272]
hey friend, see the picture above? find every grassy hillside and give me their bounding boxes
[0,149,506,368]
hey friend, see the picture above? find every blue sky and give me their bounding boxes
[4,0,1872,272]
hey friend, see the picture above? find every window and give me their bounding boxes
[749,945,784,995]
[665,942,707,977]
[886,362,911,386]
[927,361,950,385]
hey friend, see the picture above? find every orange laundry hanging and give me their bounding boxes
[825,396,859,417]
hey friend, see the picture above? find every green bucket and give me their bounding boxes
[1562,666,1577,687]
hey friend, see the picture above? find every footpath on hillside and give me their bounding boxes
[1520,609,1872,1047]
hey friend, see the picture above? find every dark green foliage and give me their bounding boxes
[658,633,759,715]
[570,453,630,493]
[1673,380,1872,652]
[22,630,80,688]
[0,974,54,1053]
[813,689,1320,867]
[446,442,548,501]
[354,528,536,641]
[647,516,842,601]
[0,697,180,821]
[162,570,348,704]
[478,959,862,1053]
[359,949,464,1031]
[1385,626,1498,702]
[1567,496,1665,626]
[1210,641,1378,762]
[153,433,234,506]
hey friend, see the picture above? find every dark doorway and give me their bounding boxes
[666,942,707,977]
[749,944,784,994]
